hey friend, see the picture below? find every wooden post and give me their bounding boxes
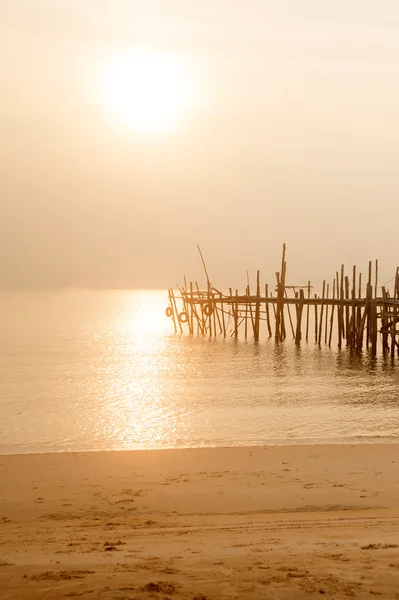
[345,276,350,345]
[295,289,304,344]
[381,286,389,353]
[366,261,372,349]
[254,270,261,342]
[281,245,287,340]
[244,286,248,340]
[275,272,282,342]
[351,265,356,349]
[265,284,272,338]
[318,280,325,346]
[168,288,177,334]
[340,265,345,341]
[230,288,239,339]
[207,281,213,337]
[306,281,310,342]
[189,282,194,334]
[192,300,204,335]
[336,272,342,349]
[391,269,399,358]
[314,294,318,344]
[324,283,329,345]
[212,290,223,335]
[219,293,226,338]
[196,281,206,335]
[371,300,378,357]
[329,279,336,347]
[235,289,239,339]
[179,285,193,336]
[357,273,362,345]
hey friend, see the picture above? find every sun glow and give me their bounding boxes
[98,50,194,135]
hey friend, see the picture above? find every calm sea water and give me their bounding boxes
[0,290,399,455]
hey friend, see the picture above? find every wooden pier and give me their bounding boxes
[166,245,399,358]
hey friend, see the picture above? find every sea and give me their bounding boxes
[1,290,399,455]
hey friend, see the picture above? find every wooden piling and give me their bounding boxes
[219,293,226,338]
[265,284,272,338]
[244,287,248,340]
[254,270,261,342]
[318,281,325,346]
[351,266,356,348]
[306,281,310,342]
[328,279,336,347]
[381,286,389,353]
[295,289,304,344]
[366,261,372,349]
[391,269,399,358]
[324,283,329,345]
[340,266,345,343]
[345,276,350,345]
[168,288,177,334]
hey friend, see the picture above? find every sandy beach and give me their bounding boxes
[1,444,399,599]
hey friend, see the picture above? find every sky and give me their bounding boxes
[1,1,399,291]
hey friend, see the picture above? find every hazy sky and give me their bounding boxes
[1,1,399,291]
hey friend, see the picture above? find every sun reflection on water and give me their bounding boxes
[99,290,180,449]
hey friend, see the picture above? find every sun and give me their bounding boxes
[98,50,193,136]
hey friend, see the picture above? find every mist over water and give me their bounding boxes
[1,290,399,455]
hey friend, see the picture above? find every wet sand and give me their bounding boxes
[1,444,399,599]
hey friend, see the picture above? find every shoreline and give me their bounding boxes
[2,437,399,458]
[1,444,399,598]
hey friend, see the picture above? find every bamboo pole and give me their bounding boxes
[328,279,336,347]
[356,303,368,352]
[265,284,272,338]
[254,270,261,342]
[190,282,194,335]
[391,269,399,358]
[244,287,248,340]
[318,281,325,346]
[191,300,205,335]
[357,273,362,345]
[324,283,329,345]
[345,276,350,346]
[381,286,388,353]
[336,272,342,349]
[275,244,287,342]
[366,261,372,349]
[207,284,212,338]
[212,290,223,335]
[306,281,310,342]
[178,284,193,336]
[351,265,356,349]
[371,300,378,357]
[275,272,282,342]
[196,281,206,335]
[235,289,239,340]
[219,293,226,338]
[340,265,345,343]
[295,289,304,344]
[168,288,177,334]
[284,289,295,339]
